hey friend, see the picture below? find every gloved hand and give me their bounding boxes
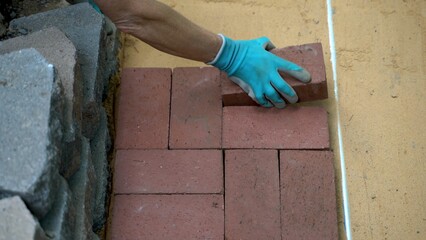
[88,0,102,13]
[209,34,311,108]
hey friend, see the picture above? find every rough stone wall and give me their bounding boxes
[0,3,119,239]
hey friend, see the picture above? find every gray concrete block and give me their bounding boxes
[0,27,84,178]
[90,107,111,231]
[40,177,76,240]
[10,3,108,138]
[0,196,48,240]
[0,49,63,218]
[90,231,100,240]
[61,132,82,179]
[20,0,70,17]
[0,27,82,143]
[69,137,98,239]
[65,0,121,93]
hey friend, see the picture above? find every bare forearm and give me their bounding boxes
[94,0,221,63]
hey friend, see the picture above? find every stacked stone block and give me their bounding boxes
[0,49,63,219]
[0,3,119,239]
[0,197,48,240]
[0,27,83,178]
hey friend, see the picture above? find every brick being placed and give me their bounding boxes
[222,43,328,106]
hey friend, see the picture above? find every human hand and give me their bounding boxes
[209,34,311,108]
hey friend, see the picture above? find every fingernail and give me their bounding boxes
[288,69,311,83]
[285,94,299,104]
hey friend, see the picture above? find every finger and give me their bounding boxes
[255,91,273,108]
[270,73,299,104]
[264,85,286,109]
[275,57,311,83]
[230,76,271,107]
[229,76,255,99]
[255,36,276,50]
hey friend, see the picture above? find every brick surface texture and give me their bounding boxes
[280,150,338,240]
[111,195,224,240]
[170,67,222,149]
[114,150,223,194]
[111,62,337,239]
[222,43,328,106]
[223,106,330,149]
[225,150,281,240]
[115,68,171,149]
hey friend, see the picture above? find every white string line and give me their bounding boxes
[326,1,352,239]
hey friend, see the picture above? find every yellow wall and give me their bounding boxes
[121,1,426,239]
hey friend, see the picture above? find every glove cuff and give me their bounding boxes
[206,34,226,65]
[208,34,244,76]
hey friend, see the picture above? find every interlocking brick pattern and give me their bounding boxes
[111,63,337,239]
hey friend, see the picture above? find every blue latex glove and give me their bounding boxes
[88,0,102,13]
[209,34,311,108]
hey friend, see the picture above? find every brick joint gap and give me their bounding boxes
[114,193,223,196]
[167,69,173,150]
[116,147,176,151]
[222,149,226,239]
[278,148,332,152]
[167,148,224,151]
[220,75,224,148]
[222,148,331,151]
[277,149,283,240]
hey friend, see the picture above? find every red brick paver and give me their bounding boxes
[115,68,171,149]
[225,150,281,240]
[223,106,330,149]
[222,43,328,106]
[169,67,222,149]
[280,150,338,240]
[110,65,338,239]
[111,195,224,240]
[114,150,223,194]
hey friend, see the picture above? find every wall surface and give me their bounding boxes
[121,0,426,239]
